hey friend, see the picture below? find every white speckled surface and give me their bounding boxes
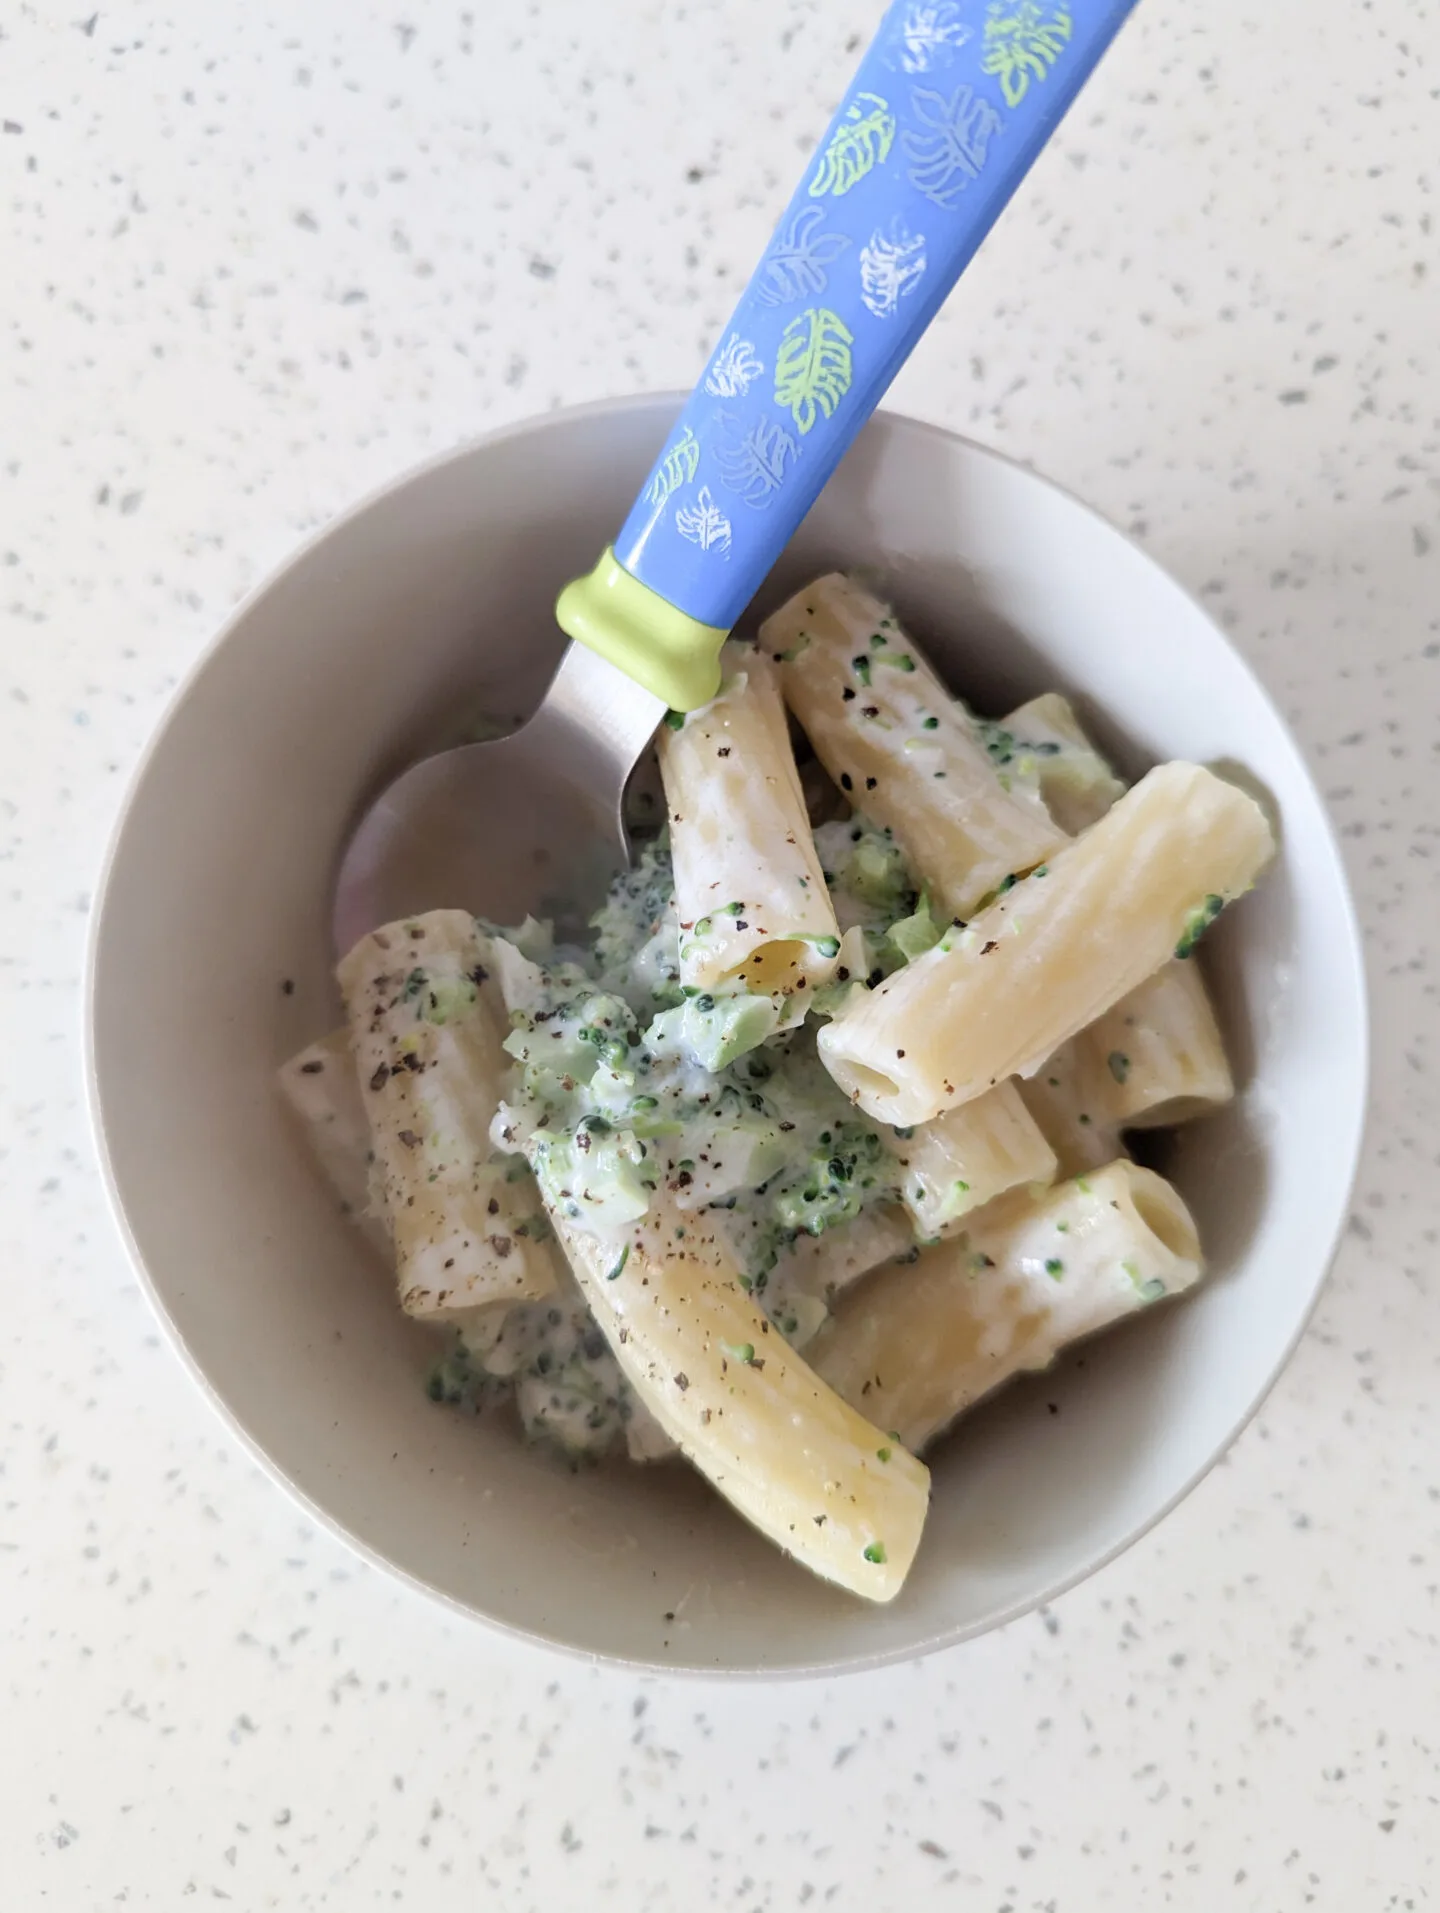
[3,0,1437,1901]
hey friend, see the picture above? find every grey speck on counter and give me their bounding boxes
[2,0,1436,1905]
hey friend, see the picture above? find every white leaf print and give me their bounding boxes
[704,333,765,399]
[896,2,972,73]
[757,205,851,307]
[903,85,1003,207]
[859,221,927,319]
[675,486,733,555]
[715,412,799,507]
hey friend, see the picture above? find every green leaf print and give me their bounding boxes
[807,91,896,197]
[981,2,1072,109]
[774,307,855,435]
[645,424,701,507]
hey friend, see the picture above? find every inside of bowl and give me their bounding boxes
[90,399,1365,1674]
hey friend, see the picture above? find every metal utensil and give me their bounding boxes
[333,643,663,955]
[333,0,1137,954]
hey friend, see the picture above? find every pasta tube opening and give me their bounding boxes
[1124,1168,1201,1266]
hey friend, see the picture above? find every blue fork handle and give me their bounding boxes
[615,0,1137,638]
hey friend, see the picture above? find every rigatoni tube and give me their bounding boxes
[1016,1037,1125,1178]
[338,910,560,1318]
[999,691,1128,834]
[1085,959,1235,1129]
[528,1189,930,1603]
[819,761,1275,1126]
[659,642,840,997]
[277,1028,390,1258]
[1002,702,1232,1143]
[1022,960,1232,1164]
[764,575,1064,921]
[766,1202,917,1310]
[808,1162,1203,1454]
[881,1081,1058,1239]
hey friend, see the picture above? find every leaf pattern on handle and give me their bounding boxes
[894,2,973,73]
[756,205,851,307]
[645,424,701,507]
[674,486,733,555]
[807,91,897,198]
[714,411,799,507]
[703,333,765,399]
[609,0,1131,637]
[859,219,927,318]
[981,2,1073,108]
[773,307,855,436]
[903,85,1003,207]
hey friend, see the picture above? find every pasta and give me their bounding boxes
[764,575,1065,920]
[1006,700,1232,1149]
[995,691,1128,834]
[1016,1035,1125,1177]
[808,1162,1202,1453]
[1085,959,1235,1129]
[881,1081,1058,1239]
[819,761,1275,1125]
[523,1178,930,1603]
[289,564,1274,1605]
[659,641,840,999]
[277,1028,390,1258]
[624,1396,681,1464]
[1017,963,1232,1166]
[767,1203,917,1325]
[338,910,560,1318]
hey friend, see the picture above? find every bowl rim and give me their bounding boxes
[83,392,1371,1678]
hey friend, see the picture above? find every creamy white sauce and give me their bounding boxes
[429,833,926,1458]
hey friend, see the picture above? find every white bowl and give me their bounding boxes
[86,396,1367,1675]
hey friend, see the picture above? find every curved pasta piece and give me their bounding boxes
[528,1187,930,1603]
[659,642,840,997]
[763,575,1065,920]
[808,1162,1202,1454]
[339,911,560,1318]
[819,762,1274,1125]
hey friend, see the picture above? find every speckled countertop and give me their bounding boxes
[4,0,1437,1904]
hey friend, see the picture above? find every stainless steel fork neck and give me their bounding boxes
[529,640,668,779]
